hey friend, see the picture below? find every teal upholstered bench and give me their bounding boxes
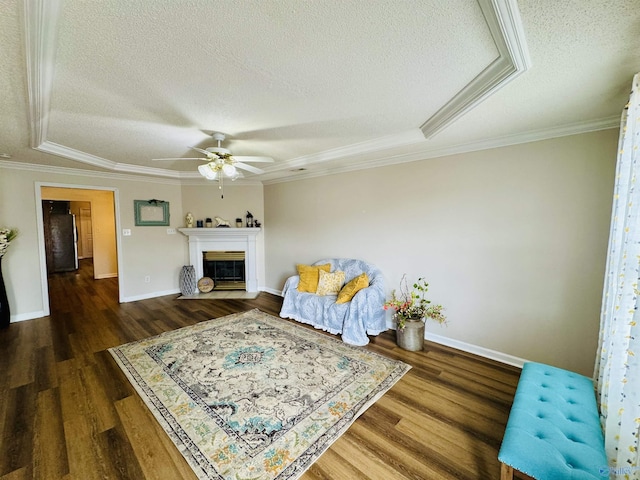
[498,362,608,480]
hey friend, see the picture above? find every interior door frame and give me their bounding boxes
[74,202,93,259]
[35,182,123,316]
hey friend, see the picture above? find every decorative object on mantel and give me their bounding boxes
[215,216,230,227]
[384,275,446,351]
[205,217,213,228]
[245,211,254,228]
[185,212,194,228]
[134,199,170,226]
[179,265,197,296]
[235,218,242,228]
[0,227,18,328]
[254,219,262,227]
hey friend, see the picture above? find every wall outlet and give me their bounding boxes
[167,228,176,234]
[123,228,132,236]
[144,275,150,283]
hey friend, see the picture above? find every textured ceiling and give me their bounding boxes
[0,0,638,184]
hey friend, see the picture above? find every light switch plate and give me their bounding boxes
[123,229,132,236]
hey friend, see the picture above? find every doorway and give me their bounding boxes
[36,183,121,316]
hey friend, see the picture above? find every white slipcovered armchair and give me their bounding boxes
[279,258,387,346]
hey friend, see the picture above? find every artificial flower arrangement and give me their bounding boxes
[383,274,446,330]
[0,227,18,259]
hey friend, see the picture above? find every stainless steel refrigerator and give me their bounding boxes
[50,213,78,272]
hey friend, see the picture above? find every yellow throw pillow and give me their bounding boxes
[297,263,331,293]
[336,273,369,304]
[316,270,346,296]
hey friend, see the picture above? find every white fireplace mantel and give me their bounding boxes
[179,228,261,292]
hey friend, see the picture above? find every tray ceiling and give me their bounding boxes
[0,0,638,184]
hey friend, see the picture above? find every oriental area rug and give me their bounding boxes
[109,309,410,480]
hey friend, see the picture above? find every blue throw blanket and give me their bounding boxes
[279,258,387,345]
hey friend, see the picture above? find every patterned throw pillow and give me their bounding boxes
[297,263,331,292]
[316,270,346,296]
[336,273,369,304]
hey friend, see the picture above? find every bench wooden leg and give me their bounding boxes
[501,463,514,480]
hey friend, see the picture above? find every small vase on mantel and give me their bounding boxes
[395,317,425,351]
[0,258,10,328]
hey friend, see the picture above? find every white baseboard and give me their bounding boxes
[261,286,283,296]
[9,310,48,323]
[425,331,527,369]
[123,286,529,369]
[121,288,180,303]
[384,319,526,368]
[9,289,525,370]
[95,272,118,279]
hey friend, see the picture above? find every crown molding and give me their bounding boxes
[37,141,193,179]
[0,159,181,185]
[0,159,262,187]
[420,0,532,139]
[262,115,619,185]
[36,141,117,169]
[24,0,63,148]
[14,115,616,189]
[268,129,426,173]
[113,161,188,178]
[32,140,266,183]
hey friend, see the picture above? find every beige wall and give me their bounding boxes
[0,167,187,319]
[180,183,265,229]
[264,129,618,375]
[0,129,618,375]
[0,168,45,319]
[41,187,117,279]
[117,181,186,300]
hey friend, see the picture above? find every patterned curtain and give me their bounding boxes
[596,72,640,479]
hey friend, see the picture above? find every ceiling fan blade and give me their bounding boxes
[234,162,265,175]
[191,147,215,157]
[234,155,274,163]
[152,157,207,161]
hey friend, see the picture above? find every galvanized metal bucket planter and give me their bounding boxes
[396,317,425,351]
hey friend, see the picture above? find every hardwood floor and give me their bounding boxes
[0,259,522,479]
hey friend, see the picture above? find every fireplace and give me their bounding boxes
[203,251,246,290]
[179,227,260,293]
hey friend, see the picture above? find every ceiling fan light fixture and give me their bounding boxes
[198,163,218,180]
[222,163,237,176]
[157,132,273,194]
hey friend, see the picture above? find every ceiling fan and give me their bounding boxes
[153,132,274,198]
